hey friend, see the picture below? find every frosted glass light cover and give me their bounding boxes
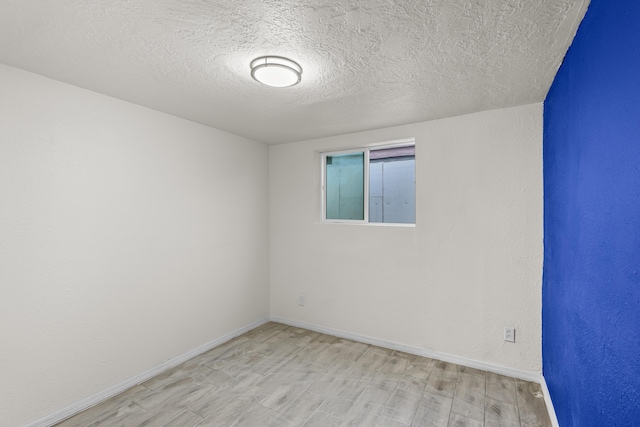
[250,56,302,88]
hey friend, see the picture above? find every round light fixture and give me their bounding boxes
[250,56,302,88]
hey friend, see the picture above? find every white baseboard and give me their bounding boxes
[25,316,559,427]
[272,316,561,426]
[25,317,269,427]
[540,375,560,427]
[271,315,542,382]
[271,316,560,427]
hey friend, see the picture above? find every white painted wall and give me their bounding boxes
[270,104,543,373]
[0,64,270,427]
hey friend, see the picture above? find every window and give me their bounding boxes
[322,140,415,224]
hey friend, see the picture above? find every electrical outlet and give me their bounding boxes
[298,294,305,307]
[504,327,515,343]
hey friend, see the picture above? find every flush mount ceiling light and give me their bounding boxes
[250,56,302,88]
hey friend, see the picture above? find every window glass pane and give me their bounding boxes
[326,152,364,220]
[369,147,415,224]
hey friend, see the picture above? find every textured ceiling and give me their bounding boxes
[0,0,589,144]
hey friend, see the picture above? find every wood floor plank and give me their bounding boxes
[515,379,552,426]
[397,375,428,395]
[53,323,552,427]
[412,391,453,427]
[451,372,485,421]
[226,370,266,393]
[521,421,552,427]
[357,378,398,406]
[198,336,251,364]
[301,408,344,427]
[225,403,279,427]
[243,322,289,343]
[289,340,337,366]
[458,366,486,378]
[58,401,146,427]
[272,390,326,427]
[185,385,230,419]
[380,387,422,424]
[133,378,204,413]
[249,344,302,376]
[425,375,457,399]
[447,413,484,427]
[406,356,436,380]
[195,396,260,426]
[378,351,413,376]
[451,393,485,423]
[275,327,321,348]
[312,395,356,419]
[259,383,308,412]
[484,397,520,424]
[349,346,392,380]
[341,400,386,426]
[375,416,411,427]
[484,419,520,427]
[54,385,148,427]
[306,373,361,398]
[135,407,203,427]
[485,372,517,405]
[432,360,461,379]
[315,339,370,371]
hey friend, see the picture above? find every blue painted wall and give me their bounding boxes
[543,0,640,425]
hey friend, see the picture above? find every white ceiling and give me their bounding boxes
[0,0,589,144]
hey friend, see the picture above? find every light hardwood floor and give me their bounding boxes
[54,322,552,427]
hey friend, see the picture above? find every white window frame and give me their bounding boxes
[321,138,415,225]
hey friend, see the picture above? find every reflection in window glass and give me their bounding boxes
[325,152,364,220]
[369,146,415,224]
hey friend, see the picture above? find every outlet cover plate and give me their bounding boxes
[504,327,515,343]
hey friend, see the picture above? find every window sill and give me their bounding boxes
[317,221,416,228]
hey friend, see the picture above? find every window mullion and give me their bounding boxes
[364,148,370,223]
[320,153,327,221]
